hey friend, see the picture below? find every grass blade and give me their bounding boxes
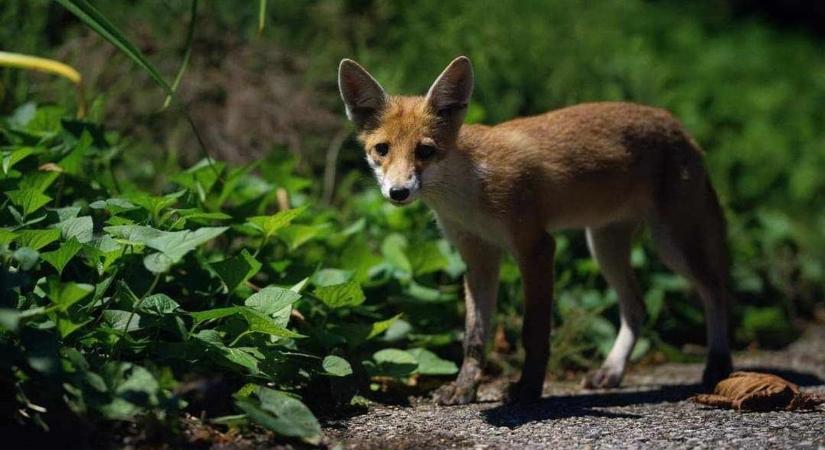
[55,0,171,93]
[258,0,267,34]
[163,0,199,109]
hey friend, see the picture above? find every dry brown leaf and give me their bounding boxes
[692,371,825,411]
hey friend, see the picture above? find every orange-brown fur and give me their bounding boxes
[339,56,733,405]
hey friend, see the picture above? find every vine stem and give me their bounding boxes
[113,272,161,358]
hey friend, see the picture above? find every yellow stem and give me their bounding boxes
[0,51,86,118]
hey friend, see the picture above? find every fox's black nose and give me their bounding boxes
[389,187,410,201]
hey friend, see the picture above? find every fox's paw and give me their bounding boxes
[502,380,543,404]
[581,367,623,389]
[433,381,477,406]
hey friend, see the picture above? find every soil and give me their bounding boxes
[323,327,825,449]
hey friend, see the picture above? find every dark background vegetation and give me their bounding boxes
[1,0,823,446]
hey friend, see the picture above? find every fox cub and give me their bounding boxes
[338,56,733,404]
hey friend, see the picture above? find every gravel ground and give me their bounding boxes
[324,328,825,449]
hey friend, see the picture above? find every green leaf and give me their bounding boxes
[278,224,327,250]
[139,293,180,316]
[57,317,92,338]
[367,313,402,340]
[247,206,307,239]
[126,191,184,218]
[16,229,60,250]
[311,268,353,287]
[102,309,142,332]
[322,355,353,377]
[238,307,303,338]
[407,348,458,375]
[2,146,35,174]
[371,348,418,377]
[54,216,94,243]
[244,286,301,315]
[89,198,138,215]
[6,189,51,215]
[381,233,412,275]
[0,308,21,332]
[236,387,321,444]
[143,252,173,274]
[190,307,242,325]
[13,247,39,270]
[47,280,94,312]
[313,281,365,309]
[41,237,83,274]
[211,249,261,292]
[0,228,16,245]
[105,225,227,262]
[406,240,449,276]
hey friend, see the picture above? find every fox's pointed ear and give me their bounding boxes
[426,56,474,126]
[338,59,387,130]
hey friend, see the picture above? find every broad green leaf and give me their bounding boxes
[236,387,321,444]
[143,252,173,273]
[0,228,16,245]
[126,190,185,218]
[407,348,458,375]
[47,280,94,312]
[6,189,51,215]
[190,307,241,325]
[16,228,60,250]
[41,237,82,274]
[102,309,142,332]
[371,348,418,377]
[381,233,412,275]
[244,286,301,315]
[105,225,227,262]
[2,146,35,174]
[176,209,232,222]
[54,216,93,243]
[311,268,353,287]
[13,247,39,270]
[406,240,449,276]
[18,171,59,192]
[278,224,327,250]
[0,308,21,332]
[367,313,402,340]
[89,198,138,214]
[172,159,225,201]
[238,307,303,338]
[193,330,260,373]
[57,317,92,338]
[322,355,353,377]
[313,281,365,309]
[52,206,81,221]
[211,249,261,292]
[247,206,306,239]
[139,293,180,316]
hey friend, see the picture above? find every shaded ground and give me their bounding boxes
[324,327,825,449]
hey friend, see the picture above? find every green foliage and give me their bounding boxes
[3,0,824,445]
[0,104,467,441]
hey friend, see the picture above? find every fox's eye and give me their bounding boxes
[374,143,389,157]
[416,144,437,160]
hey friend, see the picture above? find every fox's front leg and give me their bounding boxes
[435,231,501,405]
[506,232,556,403]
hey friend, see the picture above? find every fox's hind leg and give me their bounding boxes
[582,221,645,389]
[650,176,733,388]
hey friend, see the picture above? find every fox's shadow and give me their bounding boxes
[481,368,823,428]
